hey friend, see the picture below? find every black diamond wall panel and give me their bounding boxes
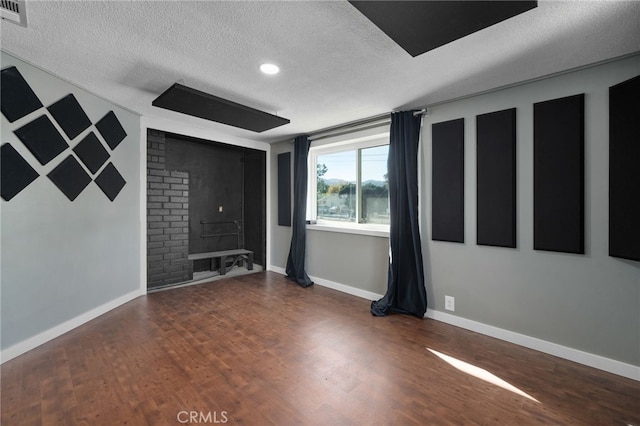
[95,162,126,201]
[1,66,43,122]
[13,115,69,165]
[95,111,127,150]
[476,108,517,248]
[152,83,290,133]
[609,75,640,261]
[3,63,128,203]
[432,118,465,243]
[534,94,584,254]
[73,132,110,174]
[1,143,39,201]
[48,155,92,201]
[48,94,92,140]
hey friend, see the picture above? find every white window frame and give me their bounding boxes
[307,132,390,238]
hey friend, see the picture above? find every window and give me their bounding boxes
[307,133,390,234]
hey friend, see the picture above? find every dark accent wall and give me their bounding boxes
[432,118,465,243]
[165,135,241,272]
[146,130,191,288]
[164,133,266,273]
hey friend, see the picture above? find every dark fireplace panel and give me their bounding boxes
[146,130,266,289]
[166,137,244,272]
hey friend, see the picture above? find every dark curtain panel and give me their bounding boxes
[371,111,427,318]
[285,135,314,287]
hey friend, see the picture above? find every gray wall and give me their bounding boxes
[269,54,640,366]
[1,52,141,350]
[422,54,640,366]
[307,230,388,295]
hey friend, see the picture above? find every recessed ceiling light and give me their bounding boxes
[260,63,280,75]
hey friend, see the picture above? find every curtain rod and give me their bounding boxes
[307,108,429,142]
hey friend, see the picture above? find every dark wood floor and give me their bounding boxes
[2,271,639,425]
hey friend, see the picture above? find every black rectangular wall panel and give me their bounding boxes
[349,1,537,57]
[152,83,290,133]
[476,108,517,248]
[432,118,465,243]
[609,75,640,261]
[534,94,584,254]
[277,152,291,227]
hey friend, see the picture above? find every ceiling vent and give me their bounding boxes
[1,0,27,27]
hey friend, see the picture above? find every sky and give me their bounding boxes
[318,145,388,182]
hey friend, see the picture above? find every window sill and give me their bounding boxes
[306,222,389,238]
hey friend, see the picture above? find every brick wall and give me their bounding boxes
[147,129,192,288]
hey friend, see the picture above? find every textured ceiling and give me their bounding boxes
[2,1,639,143]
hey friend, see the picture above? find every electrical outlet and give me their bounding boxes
[218,206,223,212]
[445,295,455,312]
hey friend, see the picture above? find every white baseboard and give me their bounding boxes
[268,265,286,275]
[309,275,384,301]
[425,309,639,381]
[1,288,144,364]
[268,266,384,301]
[268,266,638,381]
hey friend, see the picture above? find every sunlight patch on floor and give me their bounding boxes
[427,348,540,403]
